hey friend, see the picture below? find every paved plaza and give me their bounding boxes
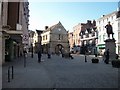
[2,54,119,89]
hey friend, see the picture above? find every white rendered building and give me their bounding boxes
[97,11,120,55]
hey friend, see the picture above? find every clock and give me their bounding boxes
[58,28,61,31]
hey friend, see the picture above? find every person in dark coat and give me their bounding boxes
[104,49,110,64]
[47,50,51,59]
[48,53,51,59]
[38,50,42,63]
[69,52,74,59]
[61,48,65,58]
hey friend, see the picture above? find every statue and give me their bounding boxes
[105,21,114,39]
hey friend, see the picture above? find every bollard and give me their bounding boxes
[31,53,33,58]
[8,68,10,82]
[12,66,14,79]
[85,55,87,62]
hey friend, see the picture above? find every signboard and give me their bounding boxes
[22,34,29,44]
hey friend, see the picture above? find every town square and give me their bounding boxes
[0,0,120,89]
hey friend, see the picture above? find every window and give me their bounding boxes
[118,22,120,27]
[99,27,101,32]
[111,16,113,20]
[103,26,105,31]
[99,21,100,24]
[103,34,105,40]
[43,36,45,40]
[46,35,47,40]
[59,34,61,40]
[99,35,101,42]
[62,35,63,40]
[92,32,95,37]
[107,18,109,22]
[1,2,4,16]
[103,19,104,23]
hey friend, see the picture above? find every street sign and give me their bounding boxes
[22,34,29,44]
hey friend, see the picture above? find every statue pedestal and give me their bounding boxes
[104,39,116,61]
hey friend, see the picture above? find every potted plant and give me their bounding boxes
[91,57,99,63]
[111,59,120,68]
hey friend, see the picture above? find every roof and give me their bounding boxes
[43,21,65,32]
[97,11,118,21]
[36,30,43,35]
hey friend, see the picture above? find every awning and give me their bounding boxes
[10,34,22,43]
[97,44,105,49]
[5,30,23,43]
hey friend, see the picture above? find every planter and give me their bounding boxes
[91,58,99,63]
[111,60,120,68]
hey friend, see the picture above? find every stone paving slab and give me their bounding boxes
[2,54,119,89]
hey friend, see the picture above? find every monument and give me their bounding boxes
[104,21,116,61]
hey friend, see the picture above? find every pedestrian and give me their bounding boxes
[61,48,65,58]
[94,48,97,57]
[69,52,74,59]
[104,49,110,64]
[103,51,106,62]
[47,50,51,59]
[38,50,42,63]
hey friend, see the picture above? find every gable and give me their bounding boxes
[50,22,67,34]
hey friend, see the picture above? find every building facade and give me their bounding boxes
[97,11,120,55]
[73,23,82,46]
[33,30,43,53]
[72,23,86,53]
[68,32,74,52]
[0,0,3,65]
[41,21,69,54]
[28,30,35,52]
[79,20,98,54]
[0,1,29,64]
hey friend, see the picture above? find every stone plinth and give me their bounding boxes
[104,39,116,61]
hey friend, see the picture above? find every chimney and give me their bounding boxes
[93,20,96,26]
[87,20,91,24]
[45,26,48,30]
